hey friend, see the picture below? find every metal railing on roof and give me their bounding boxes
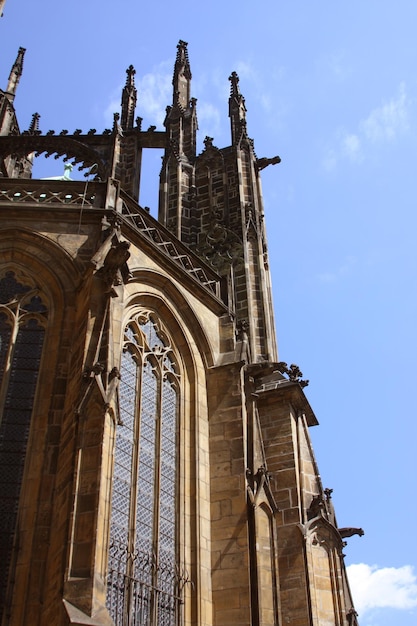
[0,178,105,207]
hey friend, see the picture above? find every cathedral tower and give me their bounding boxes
[0,42,360,626]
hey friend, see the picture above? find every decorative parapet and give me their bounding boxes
[0,178,105,207]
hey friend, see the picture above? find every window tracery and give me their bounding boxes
[107,310,184,626]
[0,270,48,615]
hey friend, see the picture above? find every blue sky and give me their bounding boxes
[2,2,417,624]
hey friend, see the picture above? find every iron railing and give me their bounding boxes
[107,541,190,626]
[0,178,105,207]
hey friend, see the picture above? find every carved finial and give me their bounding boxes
[203,136,213,149]
[6,46,26,97]
[228,71,247,145]
[113,112,121,134]
[125,64,135,87]
[175,40,191,77]
[121,65,137,130]
[228,71,240,96]
[276,362,309,388]
[28,112,40,135]
[173,40,192,109]
[324,488,333,500]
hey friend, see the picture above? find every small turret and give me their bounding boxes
[6,47,25,99]
[120,65,137,131]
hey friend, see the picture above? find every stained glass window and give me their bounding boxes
[0,271,47,616]
[107,312,183,626]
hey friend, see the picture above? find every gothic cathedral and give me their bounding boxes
[0,42,360,626]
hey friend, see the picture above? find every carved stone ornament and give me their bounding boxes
[91,224,131,294]
[347,608,359,626]
[78,362,121,422]
[246,466,278,511]
[196,210,243,276]
[338,527,364,539]
[236,319,249,341]
[308,494,326,521]
[276,361,309,388]
[256,155,281,171]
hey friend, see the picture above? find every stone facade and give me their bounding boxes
[0,43,360,625]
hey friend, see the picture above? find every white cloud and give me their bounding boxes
[234,60,255,81]
[323,83,410,170]
[196,101,222,143]
[361,82,409,142]
[347,563,417,615]
[342,133,362,162]
[136,67,172,127]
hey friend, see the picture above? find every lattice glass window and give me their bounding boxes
[0,271,47,616]
[107,311,185,626]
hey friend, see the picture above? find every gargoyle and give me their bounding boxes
[338,527,364,539]
[257,155,281,171]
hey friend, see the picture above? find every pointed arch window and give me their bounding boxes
[107,311,185,626]
[0,270,47,615]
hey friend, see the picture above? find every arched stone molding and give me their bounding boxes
[304,516,347,626]
[246,464,280,626]
[0,228,81,308]
[100,277,215,626]
[122,268,216,368]
[0,230,83,624]
[254,502,280,626]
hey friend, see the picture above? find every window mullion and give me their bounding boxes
[129,350,142,565]
[0,309,18,420]
[153,361,163,565]
[107,314,182,626]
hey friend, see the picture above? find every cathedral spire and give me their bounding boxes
[172,40,191,109]
[228,71,247,145]
[6,47,26,99]
[120,65,137,130]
